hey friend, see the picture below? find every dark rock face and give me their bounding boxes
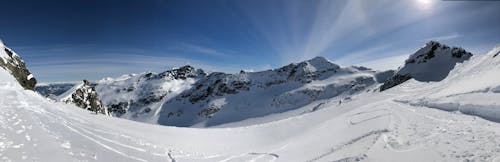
[179,57,341,105]
[181,72,251,104]
[66,80,108,115]
[379,74,413,91]
[0,41,37,90]
[380,41,472,91]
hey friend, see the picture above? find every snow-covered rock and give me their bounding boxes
[95,65,205,121]
[380,41,472,91]
[70,56,382,127]
[57,80,108,115]
[0,39,37,90]
[157,57,379,127]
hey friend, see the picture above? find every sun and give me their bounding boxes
[416,0,434,10]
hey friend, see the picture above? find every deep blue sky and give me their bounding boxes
[0,0,499,82]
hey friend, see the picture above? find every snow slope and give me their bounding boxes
[397,46,500,122]
[4,56,500,161]
[3,46,500,161]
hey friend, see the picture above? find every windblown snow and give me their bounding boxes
[3,43,500,161]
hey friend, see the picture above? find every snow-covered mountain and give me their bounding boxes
[380,41,473,91]
[0,39,37,90]
[91,56,384,127]
[158,57,382,127]
[95,65,205,120]
[36,82,76,98]
[398,45,500,122]
[3,41,500,161]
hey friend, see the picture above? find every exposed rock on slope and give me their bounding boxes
[380,41,472,91]
[95,65,206,119]
[75,56,381,127]
[58,80,108,115]
[0,39,37,90]
[157,57,379,127]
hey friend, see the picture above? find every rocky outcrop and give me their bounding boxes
[0,40,37,90]
[64,80,108,115]
[380,41,472,91]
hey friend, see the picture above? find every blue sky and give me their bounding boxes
[0,0,499,82]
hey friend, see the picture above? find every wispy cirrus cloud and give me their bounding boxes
[14,44,264,82]
[236,0,444,64]
[421,33,461,42]
[174,42,229,57]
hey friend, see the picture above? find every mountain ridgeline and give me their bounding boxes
[52,56,383,126]
[20,40,474,127]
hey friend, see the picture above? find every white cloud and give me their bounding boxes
[176,42,229,57]
[421,33,461,42]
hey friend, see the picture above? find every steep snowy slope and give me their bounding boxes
[0,39,37,90]
[4,41,500,161]
[4,51,500,161]
[380,41,472,91]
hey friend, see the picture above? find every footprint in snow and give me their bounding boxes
[60,141,71,149]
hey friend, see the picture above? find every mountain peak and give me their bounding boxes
[380,42,473,91]
[426,40,442,46]
[307,56,328,62]
[302,56,340,72]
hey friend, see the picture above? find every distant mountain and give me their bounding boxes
[0,40,37,90]
[84,56,384,127]
[380,41,473,91]
[36,82,76,98]
[158,57,383,127]
[95,65,206,119]
[41,41,475,127]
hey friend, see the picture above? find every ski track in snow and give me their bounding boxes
[0,83,287,161]
[0,86,173,161]
[4,55,500,161]
[4,83,500,161]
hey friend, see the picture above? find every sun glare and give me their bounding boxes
[416,0,433,10]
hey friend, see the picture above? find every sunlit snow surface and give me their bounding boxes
[2,47,500,161]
